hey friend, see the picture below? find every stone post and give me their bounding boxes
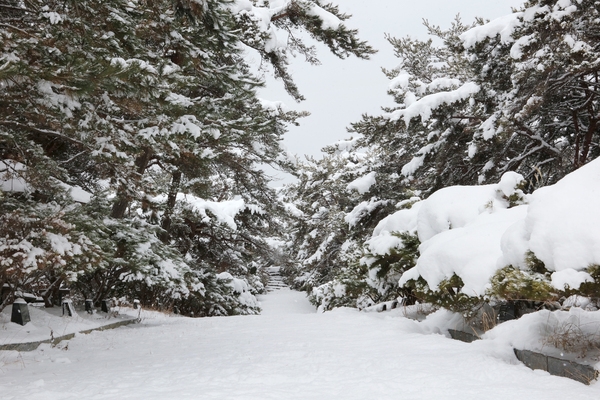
[11,298,31,326]
[85,299,93,314]
[62,299,75,317]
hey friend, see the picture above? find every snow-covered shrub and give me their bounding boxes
[309,270,370,312]
[397,173,526,314]
[0,198,105,309]
[490,157,600,307]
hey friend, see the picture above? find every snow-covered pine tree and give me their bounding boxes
[0,0,373,314]
[351,0,600,196]
[281,140,414,310]
[464,0,600,187]
[348,17,490,196]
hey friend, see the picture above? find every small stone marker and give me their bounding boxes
[11,298,31,326]
[85,299,93,314]
[101,299,110,313]
[173,306,180,314]
[133,299,140,309]
[62,299,76,317]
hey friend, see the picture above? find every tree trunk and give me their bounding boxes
[160,170,182,243]
[111,146,153,219]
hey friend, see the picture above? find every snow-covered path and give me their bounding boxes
[1,290,599,399]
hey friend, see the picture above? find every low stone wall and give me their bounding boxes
[0,319,138,352]
[446,328,599,385]
[514,348,599,385]
[447,329,480,343]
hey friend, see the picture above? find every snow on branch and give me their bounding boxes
[459,12,523,48]
[387,82,480,127]
[168,194,263,230]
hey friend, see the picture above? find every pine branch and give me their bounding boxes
[0,120,89,148]
[0,23,35,38]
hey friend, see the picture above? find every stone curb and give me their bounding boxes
[447,329,480,343]
[446,329,599,385]
[0,318,139,352]
[514,348,599,385]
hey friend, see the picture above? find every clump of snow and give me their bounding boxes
[258,98,290,116]
[166,92,194,107]
[416,171,524,242]
[389,72,411,90]
[550,269,593,291]
[345,199,387,228]
[480,114,499,140]
[401,143,436,178]
[305,3,341,30]
[66,185,92,203]
[159,194,247,230]
[460,12,524,48]
[346,171,376,194]
[42,11,64,24]
[510,34,534,59]
[388,82,480,127]
[365,201,422,256]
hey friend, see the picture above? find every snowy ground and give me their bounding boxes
[0,290,599,399]
[0,303,138,345]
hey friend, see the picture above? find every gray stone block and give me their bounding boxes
[448,329,480,343]
[547,356,598,385]
[514,349,548,371]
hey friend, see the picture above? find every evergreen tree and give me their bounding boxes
[0,0,373,313]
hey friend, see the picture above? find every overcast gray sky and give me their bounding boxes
[256,1,523,184]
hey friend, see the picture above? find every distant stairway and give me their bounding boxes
[265,266,288,292]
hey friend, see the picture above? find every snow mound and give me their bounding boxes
[401,206,528,295]
[416,171,524,242]
[500,157,600,285]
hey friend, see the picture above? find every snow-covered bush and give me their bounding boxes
[392,173,525,313]
[489,156,600,305]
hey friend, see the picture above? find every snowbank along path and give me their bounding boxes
[1,289,599,399]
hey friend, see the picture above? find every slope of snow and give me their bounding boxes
[1,290,599,398]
